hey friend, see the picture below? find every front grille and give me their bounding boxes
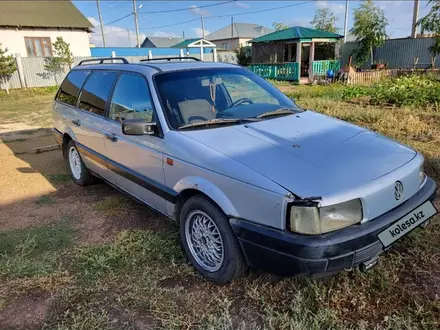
[353,241,383,265]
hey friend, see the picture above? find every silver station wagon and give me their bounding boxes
[53,57,437,283]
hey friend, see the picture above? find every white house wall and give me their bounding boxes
[211,38,251,50]
[0,28,91,56]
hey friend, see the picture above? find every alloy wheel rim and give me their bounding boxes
[69,146,82,180]
[185,210,224,272]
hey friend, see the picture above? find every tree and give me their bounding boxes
[44,37,74,85]
[418,0,440,57]
[0,44,17,94]
[272,22,288,31]
[310,8,339,33]
[350,0,388,66]
[235,46,251,66]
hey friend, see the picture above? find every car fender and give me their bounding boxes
[63,125,77,143]
[174,176,239,217]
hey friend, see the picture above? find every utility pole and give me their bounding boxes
[133,0,140,47]
[343,0,349,43]
[96,0,106,47]
[127,29,131,47]
[412,0,420,38]
[201,15,205,39]
[231,16,234,50]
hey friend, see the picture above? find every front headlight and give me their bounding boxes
[289,199,363,235]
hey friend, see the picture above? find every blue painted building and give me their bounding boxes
[90,47,213,57]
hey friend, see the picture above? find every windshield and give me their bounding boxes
[154,67,301,129]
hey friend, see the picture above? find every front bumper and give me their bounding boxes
[230,177,437,277]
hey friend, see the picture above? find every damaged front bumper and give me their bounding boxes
[230,177,437,277]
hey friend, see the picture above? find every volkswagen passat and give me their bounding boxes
[52,58,437,283]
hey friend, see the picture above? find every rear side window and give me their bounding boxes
[78,71,118,116]
[109,73,154,122]
[56,70,90,107]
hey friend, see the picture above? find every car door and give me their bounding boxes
[103,72,167,214]
[53,69,90,143]
[73,70,118,179]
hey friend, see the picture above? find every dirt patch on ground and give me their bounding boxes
[0,131,173,244]
[0,123,44,135]
[0,291,52,330]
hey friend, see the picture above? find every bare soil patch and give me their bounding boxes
[0,291,52,330]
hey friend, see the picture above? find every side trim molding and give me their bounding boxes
[76,142,178,203]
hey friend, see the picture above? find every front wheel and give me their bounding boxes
[67,140,95,186]
[180,195,248,283]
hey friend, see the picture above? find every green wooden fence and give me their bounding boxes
[312,60,341,77]
[250,62,300,81]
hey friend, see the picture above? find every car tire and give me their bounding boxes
[180,195,248,284]
[67,140,94,186]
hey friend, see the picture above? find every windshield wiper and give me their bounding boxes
[178,118,261,130]
[256,108,297,119]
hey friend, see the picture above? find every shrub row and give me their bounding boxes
[342,75,440,109]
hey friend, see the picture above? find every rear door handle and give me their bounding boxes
[72,119,81,126]
[105,133,118,142]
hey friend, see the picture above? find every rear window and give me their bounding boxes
[78,71,118,116]
[56,70,90,107]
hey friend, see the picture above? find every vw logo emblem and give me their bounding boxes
[394,181,404,200]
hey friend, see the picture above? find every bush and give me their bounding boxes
[342,75,440,109]
[341,86,371,101]
[370,75,440,107]
[235,46,251,67]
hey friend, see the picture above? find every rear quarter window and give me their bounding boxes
[56,70,90,107]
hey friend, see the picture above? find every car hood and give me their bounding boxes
[180,111,416,197]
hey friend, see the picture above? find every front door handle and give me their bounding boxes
[105,133,118,142]
[72,119,81,126]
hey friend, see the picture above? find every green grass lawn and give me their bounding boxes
[0,85,439,329]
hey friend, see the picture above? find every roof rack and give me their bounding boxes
[140,56,200,62]
[78,57,129,66]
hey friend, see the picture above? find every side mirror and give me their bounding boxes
[122,119,157,136]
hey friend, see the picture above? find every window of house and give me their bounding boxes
[109,73,154,123]
[222,42,228,50]
[56,70,91,107]
[24,37,53,56]
[78,71,118,116]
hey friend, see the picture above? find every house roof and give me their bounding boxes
[206,23,273,41]
[171,38,201,48]
[141,37,184,48]
[0,0,93,30]
[171,38,216,48]
[251,26,343,43]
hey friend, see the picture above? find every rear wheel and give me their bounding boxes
[67,140,94,186]
[180,195,247,283]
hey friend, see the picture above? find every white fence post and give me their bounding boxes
[180,49,184,59]
[148,50,153,60]
[15,53,26,88]
[213,48,217,62]
[111,51,116,63]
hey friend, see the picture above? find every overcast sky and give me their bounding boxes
[72,0,434,47]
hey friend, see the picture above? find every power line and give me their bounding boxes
[103,12,133,26]
[138,1,232,15]
[102,1,312,36]
[104,17,201,35]
[99,1,232,27]
[205,1,312,19]
[138,18,200,31]
[137,1,312,31]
